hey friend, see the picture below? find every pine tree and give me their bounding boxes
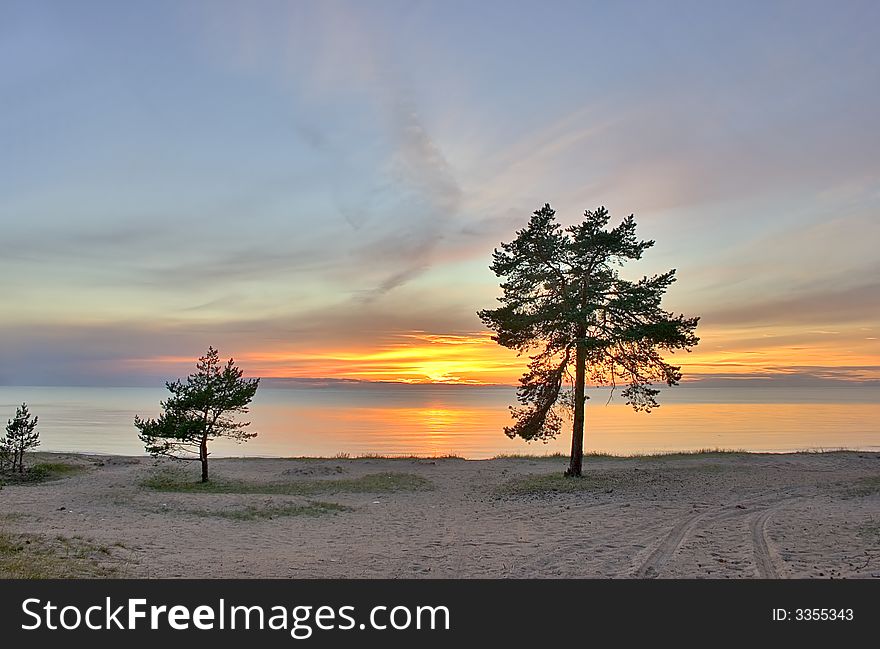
[479,204,700,476]
[2,403,40,474]
[135,346,260,482]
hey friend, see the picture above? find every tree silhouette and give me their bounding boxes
[479,204,700,476]
[135,347,260,482]
[2,403,40,474]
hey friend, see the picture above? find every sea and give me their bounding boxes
[0,384,878,459]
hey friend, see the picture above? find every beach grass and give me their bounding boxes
[143,470,433,495]
[223,453,463,461]
[858,521,880,543]
[496,472,617,496]
[159,500,352,521]
[844,475,880,498]
[0,532,123,578]
[492,452,570,460]
[0,461,86,486]
[332,452,463,460]
[634,448,748,460]
[491,449,750,461]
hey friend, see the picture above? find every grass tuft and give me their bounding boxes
[858,521,880,542]
[634,448,748,460]
[235,453,463,461]
[0,532,124,578]
[0,462,86,486]
[159,500,352,521]
[491,449,750,461]
[492,452,569,460]
[333,453,463,460]
[143,471,433,495]
[843,475,880,498]
[496,472,617,496]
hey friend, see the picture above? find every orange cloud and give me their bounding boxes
[124,332,524,384]
[121,322,879,385]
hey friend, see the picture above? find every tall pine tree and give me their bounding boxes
[479,204,700,476]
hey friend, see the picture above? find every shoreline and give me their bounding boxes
[10,446,880,462]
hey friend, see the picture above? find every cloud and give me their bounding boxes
[703,278,880,328]
[685,369,880,387]
[0,288,488,385]
[189,1,465,298]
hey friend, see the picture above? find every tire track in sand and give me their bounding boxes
[633,491,800,579]
[633,510,706,578]
[751,507,778,578]
[750,497,801,579]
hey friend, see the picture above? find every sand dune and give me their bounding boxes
[1,451,878,578]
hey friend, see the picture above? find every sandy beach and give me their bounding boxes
[1,451,878,579]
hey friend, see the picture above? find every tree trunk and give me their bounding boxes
[200,435,209,483]
[566,329,587,477]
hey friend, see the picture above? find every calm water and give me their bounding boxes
[0,385,878,459]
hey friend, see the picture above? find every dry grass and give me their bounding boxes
[496,472,617,496]
[156,500,352,521]
[0,531,127,578]
[143,470,433,495]
[0,461,86,486]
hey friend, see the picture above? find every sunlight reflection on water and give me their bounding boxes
[0,385,877,458]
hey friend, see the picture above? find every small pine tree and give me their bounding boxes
[135,346,260,482]
[2,403,40,474]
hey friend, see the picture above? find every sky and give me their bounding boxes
[1,0,878,387]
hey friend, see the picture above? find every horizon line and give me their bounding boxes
[1,375,879,390]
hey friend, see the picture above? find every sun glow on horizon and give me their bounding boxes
[118,323,880,386]
[124,332,524,385]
